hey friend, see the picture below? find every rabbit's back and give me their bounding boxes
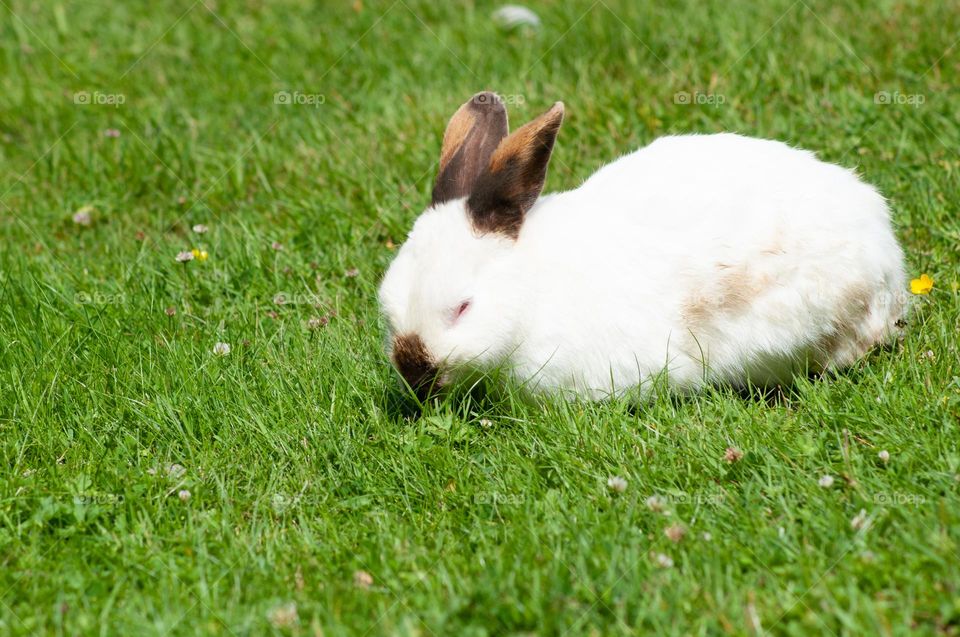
[513,133,906,396]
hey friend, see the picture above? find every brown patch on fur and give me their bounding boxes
[813,288,875,369]
[760,232,787,257]
[431,92,509,206]
[681,263,769,328]
[466,102,564,239]
[391,333,439,398]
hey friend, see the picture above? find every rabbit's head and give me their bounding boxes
[379,92,564,397]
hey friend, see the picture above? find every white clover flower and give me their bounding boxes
[645,495,667,512]
[664,524,686,543]
[176,250,194,263]
[723,447,744,463]
[652,553,674,568]
[353,570,373,589]
[306,316,328,330]
[492,5,541,30]
[606,476,628,493]
[851,509,870,531]
[267,602,298,629]
[213,342,231,356]
[72,206,93,226]
[818,475,835,488]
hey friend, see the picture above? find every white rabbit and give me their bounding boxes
[378,92,907,400]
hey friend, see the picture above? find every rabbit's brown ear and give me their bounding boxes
[431,92,510,206]
[467,102,564,239]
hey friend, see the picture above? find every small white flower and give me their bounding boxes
[213,342,231,356]
[175,250,194,263]
[478,418,493,428]
[166,463,186,478]
[851,509,870,531]
[723,447,744,463]
[818,475,835,488]
[878,450,890,463]
[178,489,191,501]
[645,495,666,512]
[701,532,712,542]
[607,476,628,493]
[192,224,208,234]
[267,602,298,629]
[306,316,328,330]
[664,524,686,543]
[72,206,93,226]
[353,570,374,589]
[652,553,674,568]
[492,5,541,30]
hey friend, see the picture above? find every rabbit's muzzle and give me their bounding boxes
[391,333,440,399]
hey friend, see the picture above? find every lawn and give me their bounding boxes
[1,0,959,634]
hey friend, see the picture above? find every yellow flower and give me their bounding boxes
[910,273,933,295]
[191,248,209,262]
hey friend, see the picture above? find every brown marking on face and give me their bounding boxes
[466,102,564,239]
[391,333,439,398]
[431,92,509,206]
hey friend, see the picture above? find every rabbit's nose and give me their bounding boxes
[391,333,440,398]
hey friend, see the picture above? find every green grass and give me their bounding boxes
[1,0,959,634]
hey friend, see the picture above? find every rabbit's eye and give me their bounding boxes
[451,299,471,323]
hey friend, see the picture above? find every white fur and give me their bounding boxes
[379,133,907,399]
